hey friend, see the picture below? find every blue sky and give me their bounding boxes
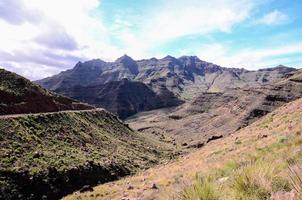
[0,0,301,80]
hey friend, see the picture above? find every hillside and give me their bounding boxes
[0,69,93,115]
[127,69,302,146]
[64,97,302,200]
[0,110,177,200]
[56,79,182,119]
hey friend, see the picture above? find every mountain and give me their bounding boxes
[0,68,93,115]
[36,56,296,118]
[127,69,302,147]
[56,78,182,119]
[36,55,296,99]
[0,109,176,200]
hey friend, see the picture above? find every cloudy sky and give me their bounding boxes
[0,0,301,80]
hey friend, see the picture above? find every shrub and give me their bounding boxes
[181,176,220,200]
[232,160,275,200]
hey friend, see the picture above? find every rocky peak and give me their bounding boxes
[116,54,134,63]
[73,59,105,72]
[115,55,139,75]
[162,55,177,61]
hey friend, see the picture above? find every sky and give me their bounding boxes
[0,0,301,80]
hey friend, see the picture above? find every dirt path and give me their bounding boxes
[0,108,105,119]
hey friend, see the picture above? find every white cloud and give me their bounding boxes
[0,0,124,80]
[197,43,302,69]
[255,10,289,25]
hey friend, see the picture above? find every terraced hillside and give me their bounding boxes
[0,68,93,115]
[0,110,177,200]
[64,98,302,200]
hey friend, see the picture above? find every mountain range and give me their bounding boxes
[36,55,296,118]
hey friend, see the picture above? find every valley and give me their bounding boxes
[1,1,302,200]
[0,56,301,200]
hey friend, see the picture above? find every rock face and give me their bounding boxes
[56,79,182,119]
[36,55,296,118]
[0,69,93,115]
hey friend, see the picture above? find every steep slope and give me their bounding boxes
[128,69,302,146]
[0,110,176,200]
[0,69,93,115]
[64,97,302,200]
[56,79,183,119]
[37,55,296,101]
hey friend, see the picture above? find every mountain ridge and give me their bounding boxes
[35,55,297,118]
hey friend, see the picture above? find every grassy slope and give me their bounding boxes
[0,110,177,199]
[64,98,302,200]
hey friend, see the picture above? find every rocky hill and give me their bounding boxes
[0,68,93,115]
[0,109,176,200]
[128,69,302,147]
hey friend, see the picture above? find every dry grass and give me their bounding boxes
[287,159,302,199]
